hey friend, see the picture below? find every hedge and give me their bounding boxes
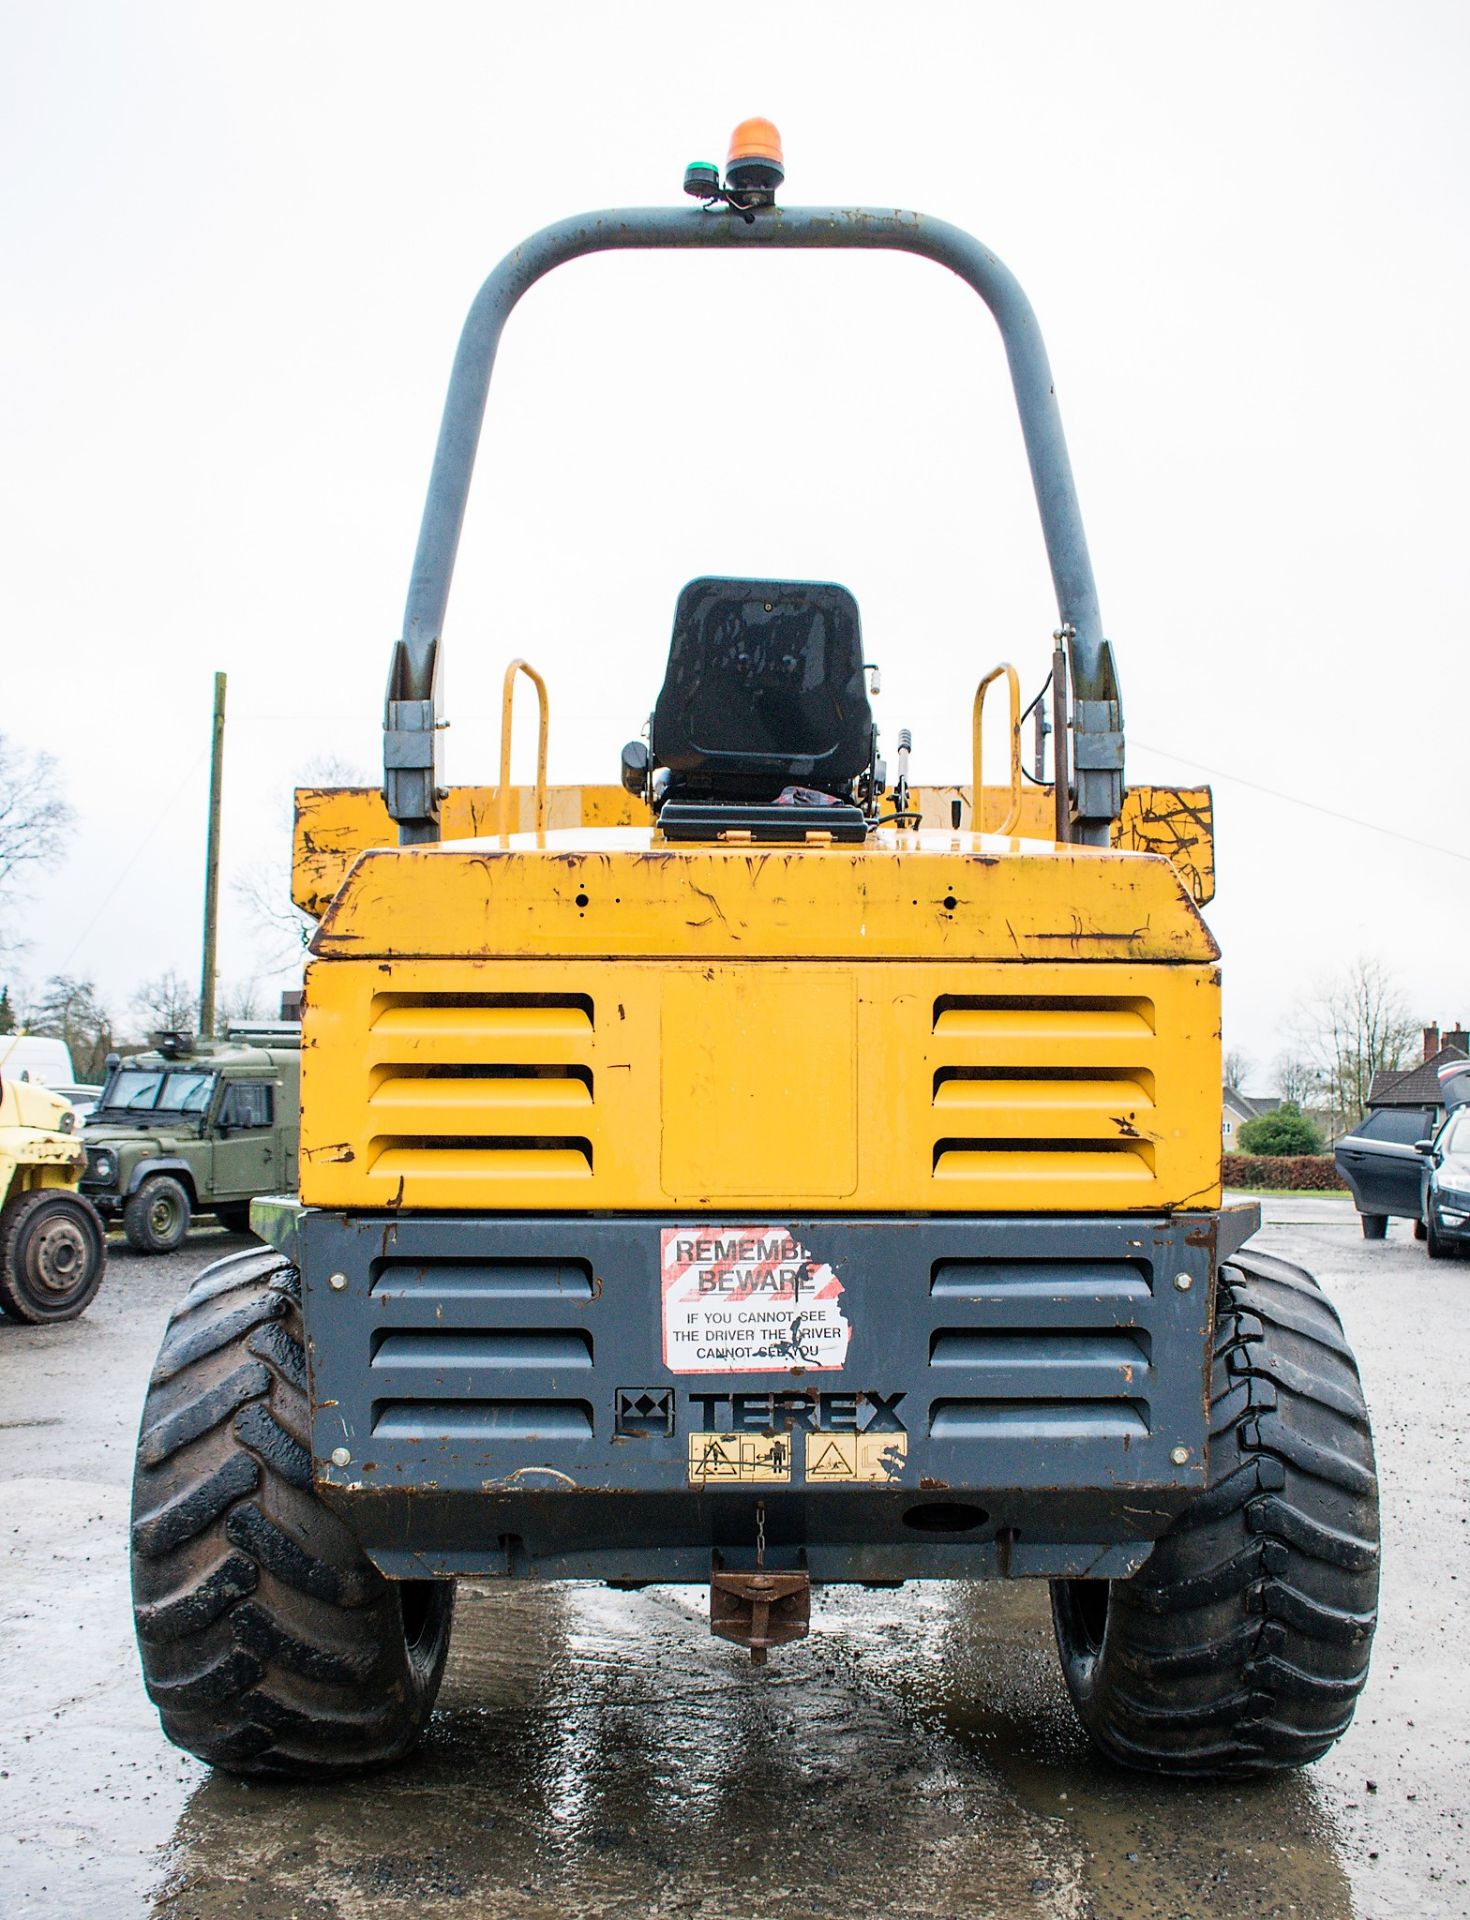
[1222,1153,1345,1191]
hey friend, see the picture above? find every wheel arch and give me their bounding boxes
[125,1159,200,1205]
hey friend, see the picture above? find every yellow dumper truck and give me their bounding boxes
[130,125,1379,1781]
[0,1067,107,1322]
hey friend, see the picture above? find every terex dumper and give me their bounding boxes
[130,124,1379,1779]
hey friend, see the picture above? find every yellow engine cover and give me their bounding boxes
[300,831,1222,1215]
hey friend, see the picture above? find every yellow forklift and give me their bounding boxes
[130,123,1378,1779]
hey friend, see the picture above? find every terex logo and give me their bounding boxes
[687,1390,907,1435]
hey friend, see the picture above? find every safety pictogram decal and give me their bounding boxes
[804,1432,908,1483]
[687,1432,794,1483]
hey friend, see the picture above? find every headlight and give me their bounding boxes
[59,1109,76,1134]
[88,1148,117,1182]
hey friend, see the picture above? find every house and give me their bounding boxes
[1365,1023,1470,1132]
[1222,1086,1280,1151]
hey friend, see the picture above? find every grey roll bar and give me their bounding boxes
[384,204,1124,844]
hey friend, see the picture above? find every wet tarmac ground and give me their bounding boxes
[1,1197,1466,1919]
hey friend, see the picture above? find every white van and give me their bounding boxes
[0,1035,76,1087]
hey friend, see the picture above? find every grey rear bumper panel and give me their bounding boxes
[293,1207,1257,1583]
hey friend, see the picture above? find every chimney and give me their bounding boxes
[1424,1023,1441,1062]
[1447,1024,1469,1056]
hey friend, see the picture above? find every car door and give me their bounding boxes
[211,1081,278,1198]
[1334,1107,1435,1218]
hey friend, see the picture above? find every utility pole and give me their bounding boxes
[199,671,227,1040]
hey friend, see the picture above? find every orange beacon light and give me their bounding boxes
[725,118,784,194]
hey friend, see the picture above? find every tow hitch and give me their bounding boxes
[709,1505,811,1664]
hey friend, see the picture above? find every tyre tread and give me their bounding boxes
[1052,1246,1379,1776]
[130,1251,452,1776]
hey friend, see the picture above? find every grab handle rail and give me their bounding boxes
[497,658,549,840]
[972,663,1023,836]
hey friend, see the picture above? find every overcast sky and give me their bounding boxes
[2,1,1465,1081]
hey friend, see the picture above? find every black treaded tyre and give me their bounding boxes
[0,1189,107,1323]
[130,1246,454,1775]
[125,1174,192,1253]
[1050,1245,1379,1776]
[1425,1211,1453,1260]
[1360,1212,1388,1241]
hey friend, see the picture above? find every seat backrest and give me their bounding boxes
[651,577,872,800]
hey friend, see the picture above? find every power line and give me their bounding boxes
[1132,739,1469,866]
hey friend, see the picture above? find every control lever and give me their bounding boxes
[893,727,912,817]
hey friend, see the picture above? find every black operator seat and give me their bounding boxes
[649,577,873,841]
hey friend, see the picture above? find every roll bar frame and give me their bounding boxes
[384,204,1124,844]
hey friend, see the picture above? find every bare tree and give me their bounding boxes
[0,735,75,952]
[1273,1051,1318,1106]
[216,976,267,1034]
[1222,1047,1253,1093]
[28,974,116,1081]
[234,754,371,970]
[233,861,315,969]
[1290,956,1418,1136]
[131,968,200,1038]
[130,967,275,1042]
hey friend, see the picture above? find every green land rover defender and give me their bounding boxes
[80,1035,299,1252]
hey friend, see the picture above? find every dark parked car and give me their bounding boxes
[1420,1107,1470,1260]
[1334,1105,1437,1238]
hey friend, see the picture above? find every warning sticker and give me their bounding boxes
[805,1432,908,1483]
[661,1227,852,1375]
[687,1432,794,1484]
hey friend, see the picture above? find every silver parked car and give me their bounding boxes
[1420,1108,1470,1260]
